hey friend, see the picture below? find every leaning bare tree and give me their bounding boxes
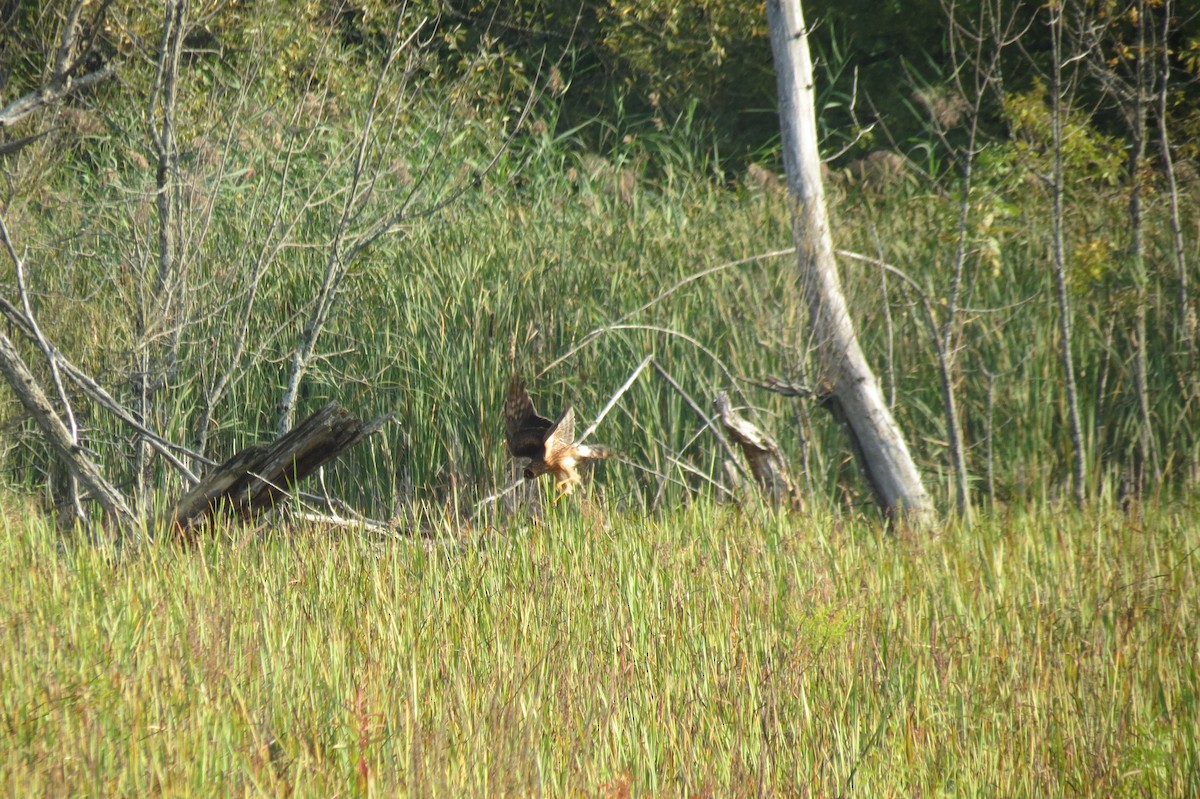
[0,218,137,530]
[767,0,933,522]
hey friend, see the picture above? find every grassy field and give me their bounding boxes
[3,496,1197,797]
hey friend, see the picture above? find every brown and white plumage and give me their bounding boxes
[503,375,611,493]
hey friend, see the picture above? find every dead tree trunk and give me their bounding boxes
[714,392,801,509]
[1125,0,1160,492]
[767,0,933,523]
[1048,3,1087,509]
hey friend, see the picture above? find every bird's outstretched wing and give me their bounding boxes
[543,405,575,466]
[504,375,553,460]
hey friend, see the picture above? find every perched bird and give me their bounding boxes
[503,375,611,494]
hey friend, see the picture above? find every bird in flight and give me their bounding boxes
[503,375,611,494]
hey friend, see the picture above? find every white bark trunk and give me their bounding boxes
[767,0,933,522]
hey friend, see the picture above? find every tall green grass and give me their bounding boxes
[3,500,1196,796]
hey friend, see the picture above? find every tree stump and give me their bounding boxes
[714,391,802,510]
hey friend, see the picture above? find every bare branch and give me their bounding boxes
[0,328,136,530]
[714,391,800,508]
[0,63,118,129]
[576,353,653,444]
[0,0,117,130]
[652,360,751,483]
[0,292,205,482]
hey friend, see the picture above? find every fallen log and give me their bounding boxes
[169,402,389,539]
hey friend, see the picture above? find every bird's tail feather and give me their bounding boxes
[575,444,614,460]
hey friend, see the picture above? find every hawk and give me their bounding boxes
[503,375,611,494]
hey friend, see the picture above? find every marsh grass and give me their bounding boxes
[4,72,1197,516]
[2,500,1197,796]
[16,138,1196,524]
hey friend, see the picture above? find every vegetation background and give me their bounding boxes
[1,0,1198,795]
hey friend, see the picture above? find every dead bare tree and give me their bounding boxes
[767,0,933,523]
[1074,0,1166,495]
[0,328,137,529]
[1048,2,1088,509]
[1124,0,1160,492]
[0,214,87,519]
[902,0,1030,519]
[1154,0,1198,487]
[1156,0,1190,346]
[1,227,385,538]
[123,0,189,504]
[0,214,136,531]
[1,2,557,533]
[274,7,544,435]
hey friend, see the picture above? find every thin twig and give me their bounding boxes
[293,512,415,541]
[652,360,751,482]
[577,353,653,444]
[473,478,525,511]
[544,324,747,409]
[664,451,738,500]
[541,248,798,376]
[836,249,1036,314]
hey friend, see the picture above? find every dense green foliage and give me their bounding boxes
[395,0,1200,163]
[7,1,1199,164]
